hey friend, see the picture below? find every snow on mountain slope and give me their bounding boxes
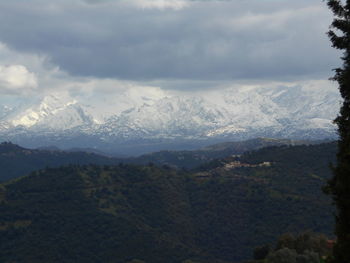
[0,85,341,146]
[79,87,167,124]
[0,105,13,120]
[99,96,221,138]
[1,93,94,131]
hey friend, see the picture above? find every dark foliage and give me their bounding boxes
[134,138,317,169]
[0,142,121,182]
[325,1,350,262]
[245,232,332,263]
[0,138,315,182]
[0,143,336,262]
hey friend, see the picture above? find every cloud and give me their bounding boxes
[0,65,37,93]
[83,0,190,10]
[129,0,190,10]
[0,40,339,118]
[0,0,340,85]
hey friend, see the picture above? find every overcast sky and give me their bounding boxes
[0,0,341,98]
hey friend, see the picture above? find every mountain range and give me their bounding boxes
[0,85,340,154]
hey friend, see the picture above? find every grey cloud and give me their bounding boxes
[0,0,340,85]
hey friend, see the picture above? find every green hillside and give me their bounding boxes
[0,143,336,262]
[0,142,121,182]
[0,140,233,182]
[0,138,324,182]
[130,138,318,169]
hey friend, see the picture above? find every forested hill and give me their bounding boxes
[0,142,336,262]
[0,142,121,182]
[125,138,322,169]
[0,138,331,182]
[241,142,337,167]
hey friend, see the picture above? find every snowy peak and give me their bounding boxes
[7,93,94,130]
[77,87,167,124]
[0,85,341,145]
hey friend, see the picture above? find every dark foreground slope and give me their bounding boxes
[0,143,335,263]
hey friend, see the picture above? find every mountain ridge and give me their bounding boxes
[0,86,339,154]
[0,138,335,182]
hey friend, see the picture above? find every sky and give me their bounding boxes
[0,0,341,100]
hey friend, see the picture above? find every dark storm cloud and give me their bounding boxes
[0,0,340,84]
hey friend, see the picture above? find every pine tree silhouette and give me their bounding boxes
[325,0,350,262]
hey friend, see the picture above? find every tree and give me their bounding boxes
[127,260,145,263]
[276,233,296,251]
[266,248,297,263]
[296,251,320,263]
[253,244,271,260]
[325,0,350,262]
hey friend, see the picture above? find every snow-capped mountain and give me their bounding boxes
[0,93,93,132]
[0,85,340,154]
